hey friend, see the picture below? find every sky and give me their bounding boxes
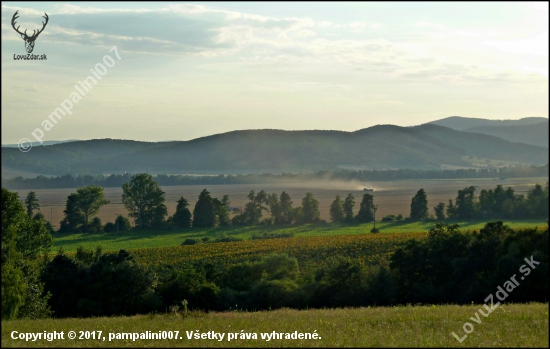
[1,1,548,144]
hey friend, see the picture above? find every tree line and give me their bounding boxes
[3,185,548,319]
[16,174,549,234]
[2,164,547,190]
[27,222,550,316]
[331,164,548,182]
[436,183,548,221]
[53,173,379,233]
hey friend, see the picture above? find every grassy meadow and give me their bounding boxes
[2,303,547,347]
[52,219,547,253]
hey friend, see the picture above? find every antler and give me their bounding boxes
[31,12,49,39]
[11,10,26,37]
[11,11,49,39]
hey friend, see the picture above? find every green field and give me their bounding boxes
[52,219,548,253]
[2,303,547,347]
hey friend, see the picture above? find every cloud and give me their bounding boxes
[484,31,549,57]
[326,21,382,32]
[527,2,548,12]
[317,21,333,28]
[2,3,547,84]
[454,30,479,37]
[349,22,367,29]
[2,3,317,57]
[414,21,447,30]
[366,94,387,99]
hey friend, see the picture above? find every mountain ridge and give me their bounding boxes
[428,116,547,130]
[2,123,547,176]
[463,121,548,148]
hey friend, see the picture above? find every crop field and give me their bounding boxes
[2,303,547,347]
[11,177,548,229]
[130,232,428,269]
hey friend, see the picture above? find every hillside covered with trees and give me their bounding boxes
[2,124,548,176]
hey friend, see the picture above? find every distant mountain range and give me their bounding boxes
[428,116,546,130]
[464,122,548,148]
[428,116,548,148]
[1,140,80,148]
[2,121,548,176]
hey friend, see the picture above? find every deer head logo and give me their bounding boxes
[11,10,49,54]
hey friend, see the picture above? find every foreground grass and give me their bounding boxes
[2,303,547,347]
[52,219,547,253]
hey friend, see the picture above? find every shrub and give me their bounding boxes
[88,217,103,233]
[212,236,243,243]
[250,232,294,240]
[157,267,222,312]
[115,215,132,232]
[104,222,116,233]
[260,217,274,225]
[381,215,396,222]
[41,250,160,317]
[250,279,300,309]
[181,238,199,246]
[32,212,55,233]
[231,214,245,226]
[311,256,368,307]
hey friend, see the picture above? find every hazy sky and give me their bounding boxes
[2,2,548,144]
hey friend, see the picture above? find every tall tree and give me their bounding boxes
[151,204,168,227]
[243,190,268,225]
[192,189,216,228]
[455,186,477,219]
[446,199,456,219]
[278,191,293,224]
[434,202,446,220]
[492,185,507,216]
[1,188,52,319]
[503,187,522,218]
[214,195,231,226]
[526,183,549,218]
[171,196,192,228]
[330,195,344,223]
[478,188,495,218]
[410,188,428,221]
[301,192,320,223]
[122,173,167,228]
[2,188,53,261]
[59,193,86,232]
[266,193,281,223]
[356,193,374,223]
[343,193,355,222]
[24,191,40,218]
[75,185,109,229]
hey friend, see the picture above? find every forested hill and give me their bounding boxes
[2,124,548,176]
[428,116,548,148]
[428,116,547,130]
[463,121,549,148]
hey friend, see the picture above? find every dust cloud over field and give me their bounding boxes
[12,177,547,228]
